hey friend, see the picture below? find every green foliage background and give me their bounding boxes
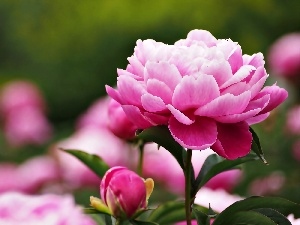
[0,0,299,205]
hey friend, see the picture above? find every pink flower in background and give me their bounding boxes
[91,166,153,219]
[0,80,52,147]
[248,171,285,196]
[268,33,300,78]
[142,144,241,195]
[106,29,287,159]
[286,105,300,135]
[0,192,96,225]
[0,156,59,194]
[53,128,138,188]
[288,215,300,225]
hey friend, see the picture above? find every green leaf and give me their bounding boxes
[250,127,268,164]
[61,149,110,178]
[104,215,112,225]
[148,201,208,224]
[137,126,187,170]
[130,220,159,225]
[193,154,258,195]
[213,196,300,225]
[192,208,210,225]
[83,208,101,214]
[252,208,292,225]
[221,210,277,225]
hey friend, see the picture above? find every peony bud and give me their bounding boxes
[91,166,154,220]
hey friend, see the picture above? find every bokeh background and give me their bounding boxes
[0,0,299,216]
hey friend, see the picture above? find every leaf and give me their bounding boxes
[213,196,300,225]
[192,208,210,225]
[130,220,159,225]
[137,126,187,170]
[148,201,208,224]
[192,154,258,196]
[61,149,110,178]
[83,208,101,214]
[104,215,112,225]
[250,127,268,164]
[252,208,292,225]
[220,210,277,225]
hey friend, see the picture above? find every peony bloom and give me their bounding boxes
[53,128,138,188]
[106,29,287,159]
[0,156,59,194]
[0,192,96,225]
[288,214,300,225]
[143,144,241,195]
[286,105,300,135]
[268,33,300,79]
[90,166,154,220]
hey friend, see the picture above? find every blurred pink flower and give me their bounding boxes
[0,156,59,194]
[288,214,300,225]
[0,192,96,225]
[0,80,52,147]
[106,29,287,159]
[268,33,300,78]
[53,128,138,188]
[76,97,110,130]
[286,105,300,135]
[108,99,138,140]
[94,166,153,219]
[142,143,241,195]
[248,171,285,196]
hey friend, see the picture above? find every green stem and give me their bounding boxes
[185,149,193,225]
[137,142,145,176]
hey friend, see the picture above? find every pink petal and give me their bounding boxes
[211,122,252,159]
[106,85,123,104]
[221,82,249,96]
[258,84,288,114]
[122,105,153,129]
[141,93,167,112]
[243,53,265,68]
[246,112,270,125]
[117,69,141,80]
[228,45,243,74]
[186,29,218,47]
[117,76,146,106]
[145,61,182,91]
[201,59,232,87]
[247,67,268,99]
[144,112,169,125]
[172,75,220,111]
[220,65,256,89]
[167,105,195,125]
[195,91,251,117]
[214,108,261,123]
[244,94,270,112]
[127,56,144,76]
[146,79,173,104]
[169,116,217,150]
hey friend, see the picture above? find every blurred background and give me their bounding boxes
[0,0,299,217]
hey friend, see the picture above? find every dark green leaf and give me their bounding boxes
[219,210,277,225]
[104,215,112,225]
[192,208,210,225]
[253,208,292,225]
[148,201,208,224]
[61,149,110,178]
[213,196,300,225]
[193,154,258,195]
[137,126,187,170]
[130,220,159,225]
[250,127,268,164]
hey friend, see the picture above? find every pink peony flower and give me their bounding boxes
[106,29,288,159]
[268,33,300,78]
[0,156,59,194]
[286,105,300,135]
[142,144,241,195]
[0,192,96,225]
[288,214,300,225]
[91,166,154,220]
[53,128,138,188]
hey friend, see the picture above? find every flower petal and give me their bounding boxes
[211,122,252,159]
[141,93,166,112]
[172,75,220,111]
[106,85,123,104]
[167,104,194,125]
[214,108,261,123]
[122,105,153,129]
[145,61,182,91]
[195,91,251,117]
[169,116,217,150]
[146,79,173,104]
[246,112,270,125]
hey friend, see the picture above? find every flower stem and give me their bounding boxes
[137,142,145,176]
[185,149,193,225]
